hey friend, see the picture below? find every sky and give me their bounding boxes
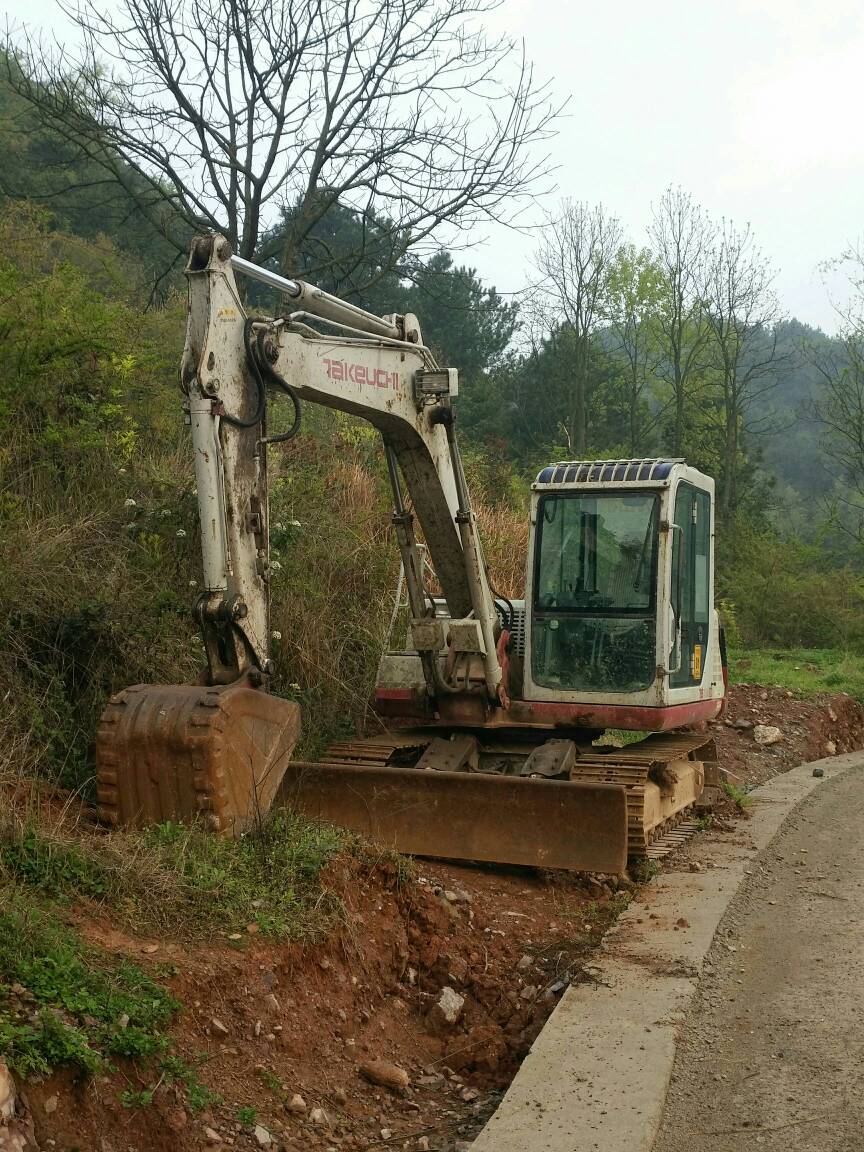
[469,0,864,332]
[14,0,864,331]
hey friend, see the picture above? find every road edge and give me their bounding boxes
[469,749,864,1152]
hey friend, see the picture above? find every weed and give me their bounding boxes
[0,808,345,943]
[721,779,753,811]
[236,1106,258,1127]
[630,857,661,883]
[255,1067,284,1094]
[0,893,177,1078]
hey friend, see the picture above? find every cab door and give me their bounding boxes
[670,483,711,688]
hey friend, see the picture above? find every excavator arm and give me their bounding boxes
[183,235,505,708]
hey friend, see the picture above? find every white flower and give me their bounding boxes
[270,560,282,571]
[160,509,172,518]
[124,498,137,508]
[188,579,197,587]
[289,519,301,528]
[118,467,127,474]
[175,529,187,538]
[289,682,301,692]
[271,630,282,641]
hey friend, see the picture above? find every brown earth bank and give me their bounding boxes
[4,683,863,1152]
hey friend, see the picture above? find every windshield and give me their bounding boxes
[534,493,659,613]
[531,492,659,693]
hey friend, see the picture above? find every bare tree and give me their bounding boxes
[703,219,783,518]
[532,199,622,455]
[648,187,714,454]
[7,0,559,285]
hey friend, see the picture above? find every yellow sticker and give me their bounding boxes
[217,307,237,321]
[692,644,702,679]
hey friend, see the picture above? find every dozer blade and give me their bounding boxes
[96,680,301,835]
[277,762,629,873]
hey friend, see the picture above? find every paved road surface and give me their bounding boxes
[654,765,864,1152]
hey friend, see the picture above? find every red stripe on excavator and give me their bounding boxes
[374,691,722,730]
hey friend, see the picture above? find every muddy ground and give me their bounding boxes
[9,685,864,1152]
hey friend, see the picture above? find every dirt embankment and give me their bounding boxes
[17,858,624,1152]
[711,684,864,787]
[9,686,864,1152]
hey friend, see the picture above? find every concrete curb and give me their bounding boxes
[469,750,864,1152]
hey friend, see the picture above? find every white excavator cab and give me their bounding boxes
[522,460,724,721]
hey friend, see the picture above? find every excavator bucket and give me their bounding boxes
[96,680,301,834]
[277,762,629,873]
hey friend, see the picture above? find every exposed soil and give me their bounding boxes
[8,684,864,1152]
[710,684,864,788]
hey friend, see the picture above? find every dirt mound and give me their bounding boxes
[711,685,864,787]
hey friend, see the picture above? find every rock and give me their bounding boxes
[141,943,159,954]
[331,1086,348,1106]
[265,993,281,1012]
[753,724,783,746]
[380,1129,392,1140]
[516,954,533,972]
[813,766,825,778]
[309,1107,329,1127]
[732,718,754,731]
[43,1094,59,1115]
[359,1059,410,1091]
[827,707,838,722]
[0,1062,15,1120]
[286,1094,307,1113]
[204,1128,222,1144]
[210,1017,230,1035]
[825,740,837,756]
[427,986,465,1032]
[461,1087,479,1102]
[417,1138,431,1151]
[253,1123,274,1146]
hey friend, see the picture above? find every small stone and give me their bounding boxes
[253,1124,273,1146]
[118,1013,130,1029]
[141,943,159,954]
[265,993,281,1012]
[228,932,243,941]
[0,1063,16,1121]
[204,1128,222,1144]
[417,1138,431,1151]
[813,766,825,777]
[286,1094,307,1113]
[246,923,260,935]
[332,1086,348,1106]
[163,1107,188,1132]
[824,741,836,757]
[753,724,782,746]
[517,954,534,972]
[380,1129,392,1140]
[309,1107,329,1127]
[427,986,465,1031]
[461,1087,479,1102]
[210,1017,230,1036]
[359,1059,410,1091]
[44,1094,59,1114]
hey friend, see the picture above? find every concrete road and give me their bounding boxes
[654,765,864,1152]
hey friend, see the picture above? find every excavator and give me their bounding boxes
[96,235,726,874]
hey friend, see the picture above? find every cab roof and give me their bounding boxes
[534,458,684,488]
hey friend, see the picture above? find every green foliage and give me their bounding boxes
[236,1106,258,1126]
[729,647,864,702]
[720,779,753,811]
[718,518,864,651]
[0,810,345,941]
[0,894,177,1078]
